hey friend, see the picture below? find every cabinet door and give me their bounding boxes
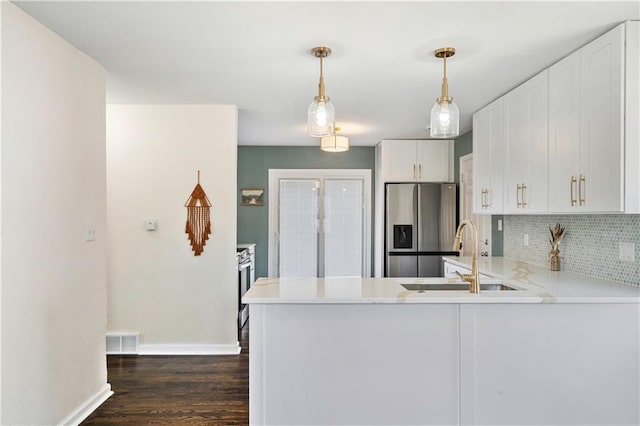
[504,71,549,214]
[580,23,624,212]
[416,140,453,182]
[386,140,418,181]
[487,98,505,214]
[473,111,491,213]
[525,71,549,213]
[504,84,528,213]
[549,51,581,213]
[473,99,504,214]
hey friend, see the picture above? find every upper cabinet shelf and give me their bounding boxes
[473,21,639,215]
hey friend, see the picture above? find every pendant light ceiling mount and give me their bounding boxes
[311,46,332,59]
[308,46,336,137]
[430,46,460,138]
[434,47,456,59]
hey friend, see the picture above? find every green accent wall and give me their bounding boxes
[454,131,503,256]
[237,146,376,278]
[454,131,473,186]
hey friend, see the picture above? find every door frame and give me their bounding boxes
[459,153,492,257]
[268,169,372,278]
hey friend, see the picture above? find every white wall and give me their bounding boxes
[1,3,110,424]
[106,105,238,353]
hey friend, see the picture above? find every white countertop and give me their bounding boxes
[243,257,640,304]
[444,256,640,302]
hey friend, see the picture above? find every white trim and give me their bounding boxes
[268,169,372,278]
[137,342,241,355]
[459,153,473,226]
[57,383,113,426]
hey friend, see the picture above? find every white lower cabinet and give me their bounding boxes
[460,304,639,426]
[250,304,460,425]
[250,302,639,425]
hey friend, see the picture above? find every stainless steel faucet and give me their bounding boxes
[452,220,480,294]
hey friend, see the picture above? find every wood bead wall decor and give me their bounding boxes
[184,171,212,256]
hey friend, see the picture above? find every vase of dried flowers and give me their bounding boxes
[549,223,565,271]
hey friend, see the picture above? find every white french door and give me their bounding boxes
[269,169,371,278]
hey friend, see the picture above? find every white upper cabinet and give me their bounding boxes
[548,50,582,212]
[580,24,625,212]
[473,22,638,216]
[473,98,504,214]
[549,22,639,214]
[378,139,453,182]
[384,140,420,181]
[504,70,549,214]
[626,21,640,214]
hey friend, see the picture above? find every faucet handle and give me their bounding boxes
[454,271,465,281]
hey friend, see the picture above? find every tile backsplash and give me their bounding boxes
[503,215,640,286]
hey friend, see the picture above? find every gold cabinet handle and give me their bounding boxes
[485,188,490,208]
[579,174,585,206]
[521,183,527,207]
[570,176,577,206]
[418,164,422,180]
[516,184,522,208]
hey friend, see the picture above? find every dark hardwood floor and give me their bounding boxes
[82,323,249,425]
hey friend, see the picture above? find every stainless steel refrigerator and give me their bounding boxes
[384,183,458,277]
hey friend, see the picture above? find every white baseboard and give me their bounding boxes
[58,383,113,426]
[137,342,241,355]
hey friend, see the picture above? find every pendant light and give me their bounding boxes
[429,47,460,138]
[308,46,335,137]
[320,126,349,152]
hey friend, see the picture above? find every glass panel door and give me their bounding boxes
[272,170,369,278]
[324,179,364,277]
[278,179,319,277]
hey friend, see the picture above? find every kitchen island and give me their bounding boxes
[243,260,640,425]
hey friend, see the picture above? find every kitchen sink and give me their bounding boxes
[401,283,519,292]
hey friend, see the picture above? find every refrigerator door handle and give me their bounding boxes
[414,184,420,253]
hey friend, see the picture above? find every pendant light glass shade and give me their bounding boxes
[308,97,335,137]
[308,46,335,137]
[430,99,459,138]
[429,47,460,138]
[320,133,349,152]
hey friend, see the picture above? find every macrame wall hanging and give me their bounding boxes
[184,171,212,256]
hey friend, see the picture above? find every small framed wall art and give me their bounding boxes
[241,188,264,206]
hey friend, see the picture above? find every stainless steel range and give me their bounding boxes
[237,244,255,329]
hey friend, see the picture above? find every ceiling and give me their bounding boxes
[14,1,640,147]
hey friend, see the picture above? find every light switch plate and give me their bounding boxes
[523,233,529,246]
[85,225,96,242]
[145,219,158,231]
[619,242,635,262]
[498,219,503,231]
